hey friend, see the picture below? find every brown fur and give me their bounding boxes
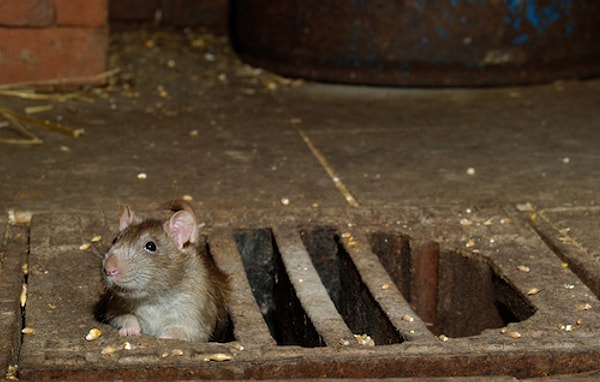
[94,200,230,342]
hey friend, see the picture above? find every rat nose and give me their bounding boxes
[104,265,120,277]
[104,254,120,277]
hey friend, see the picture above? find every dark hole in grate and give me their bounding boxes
[370,233,536,338]
[300,228,404,345]
[234,229,325,347]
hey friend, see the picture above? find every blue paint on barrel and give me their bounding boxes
[513,33,530,45]
[503,0,573,36]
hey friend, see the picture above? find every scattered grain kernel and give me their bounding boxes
[6,364,18,380]
[561,262,569,269]
[339,338,351,346]
[85,328,102,341]
[508,331,521,339]
[181,194,193,201]
[575,302,592,311]
[564,283,575,290]
[459,218,473,226]
[203,353,232,362]
[354,333,375,346]
[500,327,508,334]
[530,213,537,221]
[280,197,290,206]
[101,346,117,356]
[21,327,34,335]
[91,235,102,243]
[381,283,390,290]
[527,288,541,296]
[20,283,27,307]
[517,265,530,273]
[137,172,147,180]
[500,218,512,225]
[576,318,584,325]
[122,342,132,350]
[558,323,574,332]
[171,348,183,356]
[438,334,449,342]
[401,314,414,322]
[79,243,91,251]
[22,263,28,275]
[466,167,476,175]
[516,202,534,212]
[465,240,476,248]
[190,37,205,48]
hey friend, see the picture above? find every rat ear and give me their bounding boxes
[118,206,140,231]
[167,210,199,250]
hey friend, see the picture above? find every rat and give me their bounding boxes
[94,200,230,342]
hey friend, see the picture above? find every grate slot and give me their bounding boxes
[208,230,276,346]
[272,227,354,346]
[300,228,403,345]
[234,229,324,347]
[370,232,536,338]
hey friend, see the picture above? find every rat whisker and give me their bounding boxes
[90,243,107,259]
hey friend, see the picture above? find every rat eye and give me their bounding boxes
[144,241,157,253]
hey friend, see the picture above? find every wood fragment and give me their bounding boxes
[0,68,121,90]
[0,108,83,139]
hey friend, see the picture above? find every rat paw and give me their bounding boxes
[114,314,141,337]
[119,326,141,337]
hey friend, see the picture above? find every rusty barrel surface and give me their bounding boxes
[230,0,600,86]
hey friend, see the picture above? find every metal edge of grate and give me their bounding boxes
[11,206,600,380]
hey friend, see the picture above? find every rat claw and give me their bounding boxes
[119,327,141,337]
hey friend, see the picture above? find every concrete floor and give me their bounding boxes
[1,29,599,218]
[1,29,600,380]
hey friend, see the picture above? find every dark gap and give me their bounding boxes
[234,229,324,347]
[370,232,536,338]
[10,224,31,377]
[300,228,403,345]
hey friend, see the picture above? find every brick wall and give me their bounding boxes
[0,0,108,85]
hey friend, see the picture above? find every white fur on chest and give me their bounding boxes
[134,291,210,341]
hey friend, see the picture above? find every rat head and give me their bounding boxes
[102,205,200,300]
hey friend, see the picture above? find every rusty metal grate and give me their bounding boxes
[2,206,600,380]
